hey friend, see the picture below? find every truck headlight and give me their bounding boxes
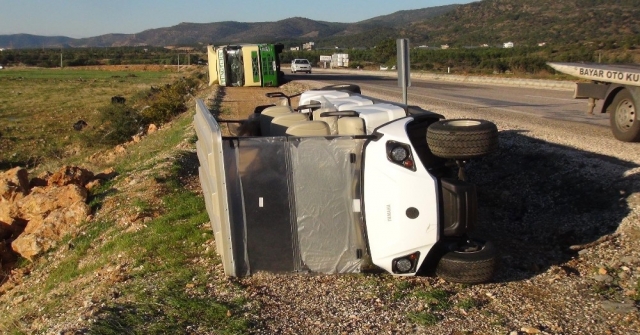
[386,141,416,171]
[390,146,408,162]
[396,258,413,272]
[392,251,420,274]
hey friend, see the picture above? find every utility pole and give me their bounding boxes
[178,53,189,72]
[60,50,63,68]
[397,39,411,106]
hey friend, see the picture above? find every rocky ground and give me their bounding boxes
[1,78,639,334]
[0,166,113,276]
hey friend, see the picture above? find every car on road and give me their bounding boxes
[291,59,312,73]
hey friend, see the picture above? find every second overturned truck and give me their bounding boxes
[194,84,500,284]
[207,44,284,88]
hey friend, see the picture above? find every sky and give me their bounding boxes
[0,0,478,38]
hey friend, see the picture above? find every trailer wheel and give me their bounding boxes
[610,89,640,142]
[436,239,497,284]
[426,119,498,159]
[320,84,361,94]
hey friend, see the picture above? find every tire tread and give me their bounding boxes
[427,120,499,159]
[435,258,496,284]
[435,240,497,284]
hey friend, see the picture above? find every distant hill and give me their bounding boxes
[357,5,459,27]
[405,0,640,46]
[1,0,639,49]
[0,5,458,49]
[0,34,75,49]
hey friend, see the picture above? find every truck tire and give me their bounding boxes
[435,239,497,284]
[610,89,640,142]
[320,84,361,94]
[427,119,498,159]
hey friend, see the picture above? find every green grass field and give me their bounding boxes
[0,67,179,171]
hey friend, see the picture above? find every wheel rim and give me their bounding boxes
[453,239,484,253]
[614,98,636,132]
[444,120,482,127]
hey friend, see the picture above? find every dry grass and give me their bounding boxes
[0,66,186,171]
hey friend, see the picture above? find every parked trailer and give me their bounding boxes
[547,62,640,142]
[193,84,501,284]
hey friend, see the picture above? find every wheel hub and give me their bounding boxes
[457,239,483,253]
[444,120,482,127]
[615,99,636,132]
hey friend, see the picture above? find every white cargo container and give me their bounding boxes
[331,53,349,68]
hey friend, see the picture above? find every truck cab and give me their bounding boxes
[194,85,499,283]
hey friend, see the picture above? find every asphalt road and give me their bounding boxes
[286,71,611,129]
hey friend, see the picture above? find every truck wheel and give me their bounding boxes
[436,239,497,284]
[610,89,640,142]
[321,84,361,94]
[426,119,498,159]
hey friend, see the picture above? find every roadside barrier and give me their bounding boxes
[194,99,236,276]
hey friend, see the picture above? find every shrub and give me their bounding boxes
[138,78,195,125]
[84,75,201,147]
[93,103,142,146]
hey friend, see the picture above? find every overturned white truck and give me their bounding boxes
[194,84,500,284]
[548,62,640,142]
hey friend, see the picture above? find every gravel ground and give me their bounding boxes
[223,80,640,334]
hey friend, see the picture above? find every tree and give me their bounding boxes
[373,39,397,64]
